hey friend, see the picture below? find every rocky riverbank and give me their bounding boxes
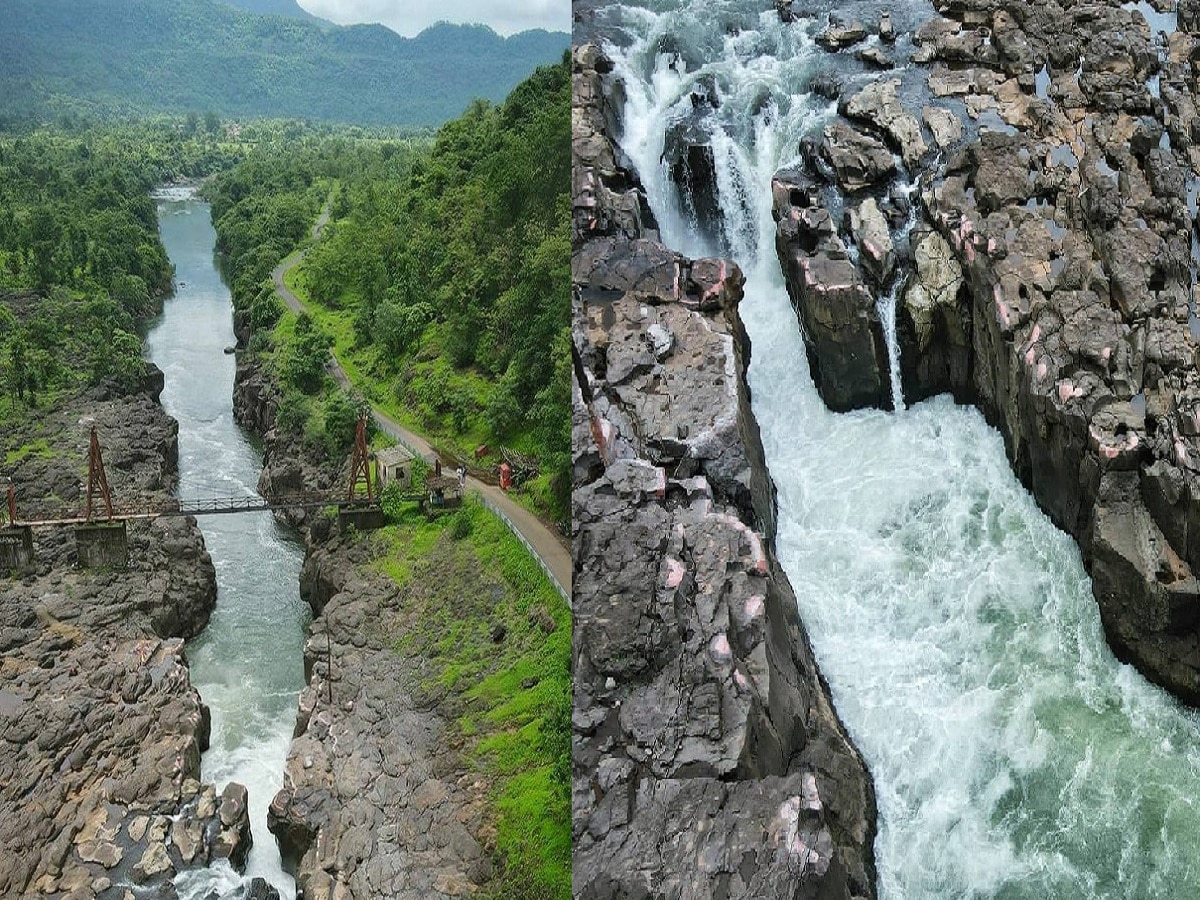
[760,0,1200,703]
[571,43,877,899]
[0,371,253,899]
[232,352,507,899]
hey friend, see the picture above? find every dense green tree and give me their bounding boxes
[0,120,247,413]
[281,313,332,394]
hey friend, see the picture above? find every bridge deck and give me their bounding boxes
[9,494,375,528]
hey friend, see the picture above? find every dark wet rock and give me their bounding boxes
[1182,0,1200,33]
[810,74,842,103]
[667,138,721,235]
[847,198,895,285]
[772,173,887,412]
[900,229,972,401]
[879,11,896,44]
[572,45,877,900]
[855,47,894,69]
[573,44,655,242]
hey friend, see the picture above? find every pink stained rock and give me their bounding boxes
[745,594,765,620]
[665,557,686,590]
[709,632,732,663]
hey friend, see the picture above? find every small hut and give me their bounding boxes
[425,474,463,510]
[375,445,417,489]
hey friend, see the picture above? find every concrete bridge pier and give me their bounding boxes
[76,522,129,568]
[0,526,34,570]
[338,506,387,533]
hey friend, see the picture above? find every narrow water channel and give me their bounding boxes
[147,187,307,900]
[600,1,1200,896]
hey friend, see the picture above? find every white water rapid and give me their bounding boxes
[602,2,1200,896]
[150,188,306,900]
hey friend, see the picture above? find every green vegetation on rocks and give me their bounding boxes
[369,498,571,899]
[0,122,244,416]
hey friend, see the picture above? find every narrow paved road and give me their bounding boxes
[270,205,572,604]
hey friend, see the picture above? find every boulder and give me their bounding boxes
[848,198,896,284]
[923,106,962,148]
[820,122,896,193]
[842,79,928,166]
[816,16,868,51]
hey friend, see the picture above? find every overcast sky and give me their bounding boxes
[296,0,569,37]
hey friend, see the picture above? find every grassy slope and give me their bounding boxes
[366,499,571,898]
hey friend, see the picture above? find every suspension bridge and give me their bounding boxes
[1,418,385,569]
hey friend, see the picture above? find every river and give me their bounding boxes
[599,1,1200,897]
[147,187,306,900]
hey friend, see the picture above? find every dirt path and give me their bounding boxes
[271,203,571,603]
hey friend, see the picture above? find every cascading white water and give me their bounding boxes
[876,277,904,410]
[602,1,1200,896]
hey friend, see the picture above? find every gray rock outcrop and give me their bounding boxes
[772,0,1200,704]
[0,381,253,898]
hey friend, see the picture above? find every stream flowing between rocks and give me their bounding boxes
[148,188,307,900]
[601,0,1200,896]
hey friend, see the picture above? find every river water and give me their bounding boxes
[147,188,306,900]
[599,2,1200,897]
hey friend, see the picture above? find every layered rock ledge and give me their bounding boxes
[572,44,877,899]
[0,376,253,899]
[770,0,1200,703]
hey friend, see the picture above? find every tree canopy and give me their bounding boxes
[208,58,571,520]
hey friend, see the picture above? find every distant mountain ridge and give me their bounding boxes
[0,0,568,127]
[218,0,323,22]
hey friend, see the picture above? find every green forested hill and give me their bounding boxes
[217,0,322,21]
[0,0,567,127]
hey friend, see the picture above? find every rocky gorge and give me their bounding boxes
[571,43,877,899]
[761,0,1200,704]
[0,371,255,899]
[232,352,509,899]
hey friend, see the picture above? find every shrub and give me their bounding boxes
[449,505,474,540]
[275,389,310,434]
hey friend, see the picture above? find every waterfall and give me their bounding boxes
[601,2,1200,897]
[876,277,904,411]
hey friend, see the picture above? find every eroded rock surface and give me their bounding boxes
[773,0,1200,702]
[572,44,877,900]
[0,382,252,898]
[264,535,493,900]
[233,349,500,899]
